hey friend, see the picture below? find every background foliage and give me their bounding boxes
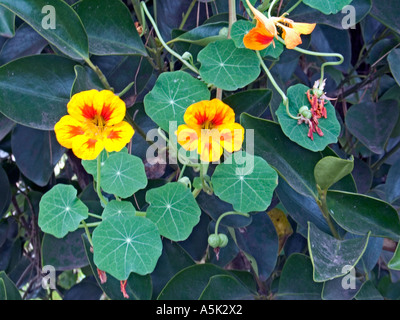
[1,0,400,300]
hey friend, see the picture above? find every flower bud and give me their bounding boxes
[208,234,221,248]
[299,106,312,119]
[182,52,193,62]
[218,233,228,248]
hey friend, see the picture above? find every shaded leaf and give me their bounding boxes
[314,156,354,190]
[199,274,255,300]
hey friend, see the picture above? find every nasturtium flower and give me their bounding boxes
[243,0,316,50]
[54,89,134,160]
[176,99,244,162]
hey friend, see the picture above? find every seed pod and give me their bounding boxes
[208,234,221,248]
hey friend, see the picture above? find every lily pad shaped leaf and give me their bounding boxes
[100,152,148,199]
[92,215,162,280]
[38,184,89,238]
[302,0,354,15]
[143,70,210,132]
[276,84,341,152]
[198,39,260,91]
[146,182,201,241]
[212,152,278,213]
[102,200,136,220]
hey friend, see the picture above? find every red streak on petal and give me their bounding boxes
[81,105,97,120]
[86,138,98,149]
[107,130,121,140]
[101,105,113,122]
[67,125,84,138]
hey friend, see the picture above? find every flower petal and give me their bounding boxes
[198,129,223,162]
[246,0,277,36]
[71,135,104,160]
[67,89,99,123]
[217,123,245,153]
[93,90,127,126]
[243,25,275,51]
[176,124,200,151]
[103,121,135,153]
[292,22,316,35]
[54,115,86,149]
[280,25,302,49]
[184,100,216,129]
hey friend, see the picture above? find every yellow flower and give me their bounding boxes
[176,99,244,162]
[243,0,315,50]
[54,89,134,160]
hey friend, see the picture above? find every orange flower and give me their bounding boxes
[54,89,134,160]
[176,99,244,162]
[243,0,315,50]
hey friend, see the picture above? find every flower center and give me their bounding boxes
[202,120,214,130]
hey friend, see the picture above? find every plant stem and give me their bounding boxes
[96,155,108,206]
[81,221,95,247]
[179,0,197,30]
[135,211,147,217]
[118,81,135,98]
[85,58,113,91]
[317,189,340,239]
[141,1,200,75]
[228,0,237,39]
[214,211,250,235]
[285,0,303,14]
[268,0,279,18]
[257,51,300,120]
[88,212,103,220]
[371,140,400,171]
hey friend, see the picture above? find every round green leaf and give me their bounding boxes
[276,84,341,152]
[38,184,89,238]
[314,156,354,191]
[0,0,89,60]
[212,153,278,213]
[302,0,353,14]
[82,235,153,300]
[345,100,399,154]
[197,39,260,91]
[326,190,400,240]
[146,182,201,241]
[0,55,77,130]
[92,215,162,280]
[143,70,210,132]
[308,222,370,282]
[0,6,14,37]
[73,0,146,56]
[100,152,148,199]
[102,200,136,220]
[0,165,11,219]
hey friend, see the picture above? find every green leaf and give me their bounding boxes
[82,235,153,300]
[277,253,323,300]
[240,113,355,198]
[314,156,354,191]
[146,182,201,241]
[0,271,21,300]
[38,184,89,238]
[170,22,228,46]
[0,55,77,130]
[211,152,278,213]
[302,0,353,14]
[388,49,400,88]
[0,6,14,37]
[100,152,148,199]
[198,274,255,300]
[385,161,400,203]
[11,125,66,187]
[345,101,399,154]
[41,231,88,270]
[0,0,89,60]
[276,84,341,152]
[322,276,362,300]
[308,222,370,282]
[370,0,400,35]
[223,89,272,123]
[92,215,162,280]
[0,279,5,300]
[157,263,253,300]
[102,200,136,220]
[197,39,260,91]
[355,280,384,300]
[0,165,11,219]
[388,242,400,271]
[143,71,210,132]
[71,65,105,95]
[73,0,146,56]
[326,190,400,240]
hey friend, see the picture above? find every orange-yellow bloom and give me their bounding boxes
[243,0,315,50]
[176,99,244,162]
[54,89,134,160]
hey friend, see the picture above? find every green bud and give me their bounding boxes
[208,234,220,248]
[181,51,193,62]
[218,233,229,248]
[313,88,324,97]
[299,106,312,119]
